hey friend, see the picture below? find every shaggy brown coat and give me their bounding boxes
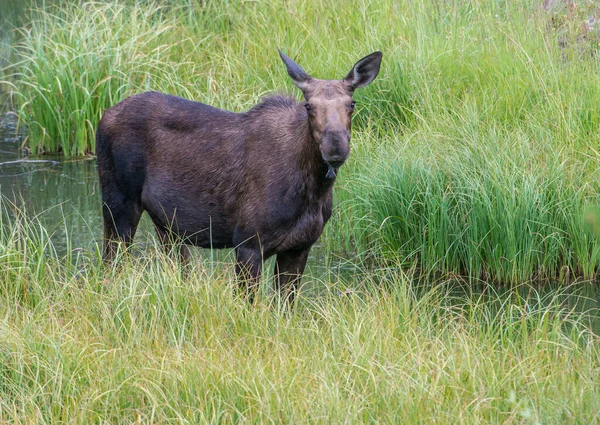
[97,50,382,303]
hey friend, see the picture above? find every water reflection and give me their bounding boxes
[0,112,101,251]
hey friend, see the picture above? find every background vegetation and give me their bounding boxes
[1,1,600,422]
[4,0,600,284]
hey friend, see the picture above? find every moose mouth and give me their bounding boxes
[325,160,345,179]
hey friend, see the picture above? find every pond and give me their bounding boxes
[1,0,599,333]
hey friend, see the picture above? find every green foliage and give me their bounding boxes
[6,0,412,155]
[345,131,600,283]
[8,3,186,155]
[0,199,599,423]
[3,3,600,421]
[5,0,600,280]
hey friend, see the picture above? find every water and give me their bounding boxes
[0,0,598,333]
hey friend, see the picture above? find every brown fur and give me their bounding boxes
[97,50,382,304]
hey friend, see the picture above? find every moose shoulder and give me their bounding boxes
[97,49,382,304]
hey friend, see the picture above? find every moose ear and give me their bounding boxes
[344,51,383,91]
[278,48,313,92]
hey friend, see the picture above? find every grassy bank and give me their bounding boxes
[2,3,600,422]
[3,1,600,279]
[4,0,411,155]
[1,200,599,423]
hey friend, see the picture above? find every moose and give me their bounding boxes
[97,49,382,304]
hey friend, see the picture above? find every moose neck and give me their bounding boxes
[292,105,337,197]
[244,95,337,199]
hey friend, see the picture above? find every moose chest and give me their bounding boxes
[256,188,333,255]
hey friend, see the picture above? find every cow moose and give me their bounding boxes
[96,49,383,304]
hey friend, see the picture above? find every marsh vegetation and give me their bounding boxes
[1,0,600,423]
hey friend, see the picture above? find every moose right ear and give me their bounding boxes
[278,48,313,92]
[344,51,383,91]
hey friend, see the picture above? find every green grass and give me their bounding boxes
[337,126,600,284]
[1,198,599,423]
[3,0,411,155]
[2,2,600,422]
[4,0,600,282]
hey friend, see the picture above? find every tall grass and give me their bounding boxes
[5,0,600,281]
[5,3,193,155]
[338,124,600,284]
[6,0,409,155]
[7,1,600,153]
[1,198,599,423]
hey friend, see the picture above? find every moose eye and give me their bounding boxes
[350,101,356,111]
[304,103,311,111]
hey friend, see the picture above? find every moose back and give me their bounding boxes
[97,49,382,303]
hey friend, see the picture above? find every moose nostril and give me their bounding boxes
[326,155,346,168]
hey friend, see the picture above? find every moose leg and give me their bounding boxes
[154,225,191,266]
[273,248,310,306]
[102,200,143,262]
[235,246,262,304]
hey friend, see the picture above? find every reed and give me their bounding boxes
[0,197,598,423]
[340,130,600,283]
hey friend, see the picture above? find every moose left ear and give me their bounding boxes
[278,48,313,92]
[344,51,383,91]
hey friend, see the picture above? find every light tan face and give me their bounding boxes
[278,49,382,172]
[303,80,354,168]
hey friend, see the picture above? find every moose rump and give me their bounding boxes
[97,49,382,304]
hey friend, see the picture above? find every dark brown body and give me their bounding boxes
[97,50,382,303]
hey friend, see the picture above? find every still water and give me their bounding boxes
[0,0,599,332]
[0,110,104,253]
